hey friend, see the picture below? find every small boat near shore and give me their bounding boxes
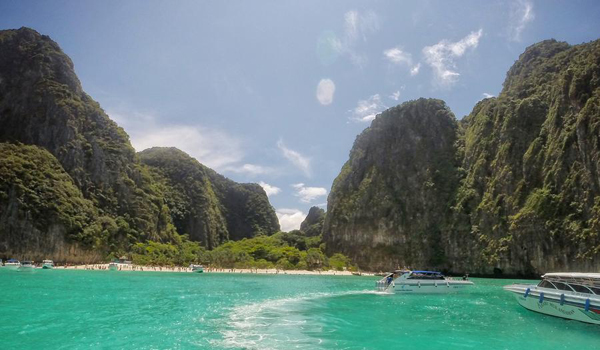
[18,261,34,272]
[42,260,55,269]
[190,264,204,273]
[376,270,474,293]
[504,272,600,325]
[3,259,21,270]
[109,257,133,271]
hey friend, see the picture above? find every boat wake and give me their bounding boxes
[216,290,381,349]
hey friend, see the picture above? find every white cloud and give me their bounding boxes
[277,140,311,177]
[292,183,327,203]
[276,208,306,232]
[224,163,273,176]
[383,47,420,76]
[509,1,534,42]
[344,10,379,42]
[258,181,281,197]
[316,79,336,105]
[320,10,379,67]
[482,92,495,99]
[422,29,483,87]
[383,47,413,65]
[350,94,387,122]
[390,91,401,101]
[410,63,421,76]
[109,111,243,170]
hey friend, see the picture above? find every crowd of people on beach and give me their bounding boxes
[58,264,364,275]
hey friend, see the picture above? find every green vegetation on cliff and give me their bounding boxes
[139,147,280,249]
[0,143,96,245]
[450,39,600,275]
[299,206,325,236]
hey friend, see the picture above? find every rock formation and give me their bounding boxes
[299,206,325,237]
[0,28,279,261]
[325,39,600,276]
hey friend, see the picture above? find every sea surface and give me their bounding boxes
[1,269,599,349]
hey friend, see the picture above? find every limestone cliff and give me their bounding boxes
[300,206,325,237]
[0,143,101,263]
[324,99,460,270]
[0,28,280,261]
[449,39,600,276]
[325,39,600,276]
[139,147,280,248]
[0,27,173,248]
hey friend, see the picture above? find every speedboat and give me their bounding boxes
[376,270,474,293]
[42,260,55,269]
[504,272,600,325]
[18,261,34,272]
[3,259,21,270]
[190,264,204,273]
[109,257,133,271]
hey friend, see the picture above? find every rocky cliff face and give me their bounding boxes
[139,147,280,248]
[324,39,600,276]
[300,206,325,237]
[0,27,173,247]
[0,143,102,263]
[448,39,600,276]
[0,28,280,261]
[324,99,460,270]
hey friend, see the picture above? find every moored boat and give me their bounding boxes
[376,270,474,293]
[108,257,133,271]
[504,272,600,325]
[18,260,34,272]
[190,264,204,273]
[42,260,55,269]
[3,259,21,270]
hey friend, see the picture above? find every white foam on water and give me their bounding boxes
[216,289,377,350]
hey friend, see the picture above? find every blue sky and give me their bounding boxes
[2,0,600,231]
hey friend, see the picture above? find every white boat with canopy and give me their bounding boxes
[42,260,55,269]
[504,272,600,325]
[190,264,204,273]
[376,270,474,293]
[3,259,21,270]
[109,257,133,271]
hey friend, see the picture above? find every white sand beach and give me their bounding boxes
[61,264,376,276]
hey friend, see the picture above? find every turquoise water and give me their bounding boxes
[1,270,599,349]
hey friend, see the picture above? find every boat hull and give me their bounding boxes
[2,264,20,270]
[18,266,34,272]
[42,265,54,269]
[380,280,474,294]
[508,290,600,325]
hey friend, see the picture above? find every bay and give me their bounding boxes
[1,270,599,349]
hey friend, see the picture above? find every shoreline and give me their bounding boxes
[59,264,378,276]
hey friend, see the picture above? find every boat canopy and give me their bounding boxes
[412,271,442,274]
[543,273,600,280]
[7,259,19,262]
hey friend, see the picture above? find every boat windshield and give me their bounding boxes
[537,280,557,289]
[408,271,445,280]
[539,278,600,295]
